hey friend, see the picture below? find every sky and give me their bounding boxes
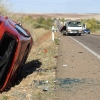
[8,0,100,14]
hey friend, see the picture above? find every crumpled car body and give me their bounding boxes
[0,16,33,91]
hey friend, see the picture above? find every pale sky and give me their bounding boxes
[9,0,100,14]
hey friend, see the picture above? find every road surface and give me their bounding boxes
[55,34,100,100]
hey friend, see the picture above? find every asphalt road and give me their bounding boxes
[71,34,100,56]
[55,33,100,100]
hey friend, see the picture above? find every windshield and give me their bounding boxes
[67,21,82,27]
[15,24,29,37]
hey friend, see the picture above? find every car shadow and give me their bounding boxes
[15,59,42,85]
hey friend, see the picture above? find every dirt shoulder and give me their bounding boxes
[0,31,58,100]
[56,34,100,100]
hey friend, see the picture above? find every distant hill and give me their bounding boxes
[13,13,100,20]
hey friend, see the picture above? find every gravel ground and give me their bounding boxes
[0,31,59,100]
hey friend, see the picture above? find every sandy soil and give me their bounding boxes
[14,13,100,20]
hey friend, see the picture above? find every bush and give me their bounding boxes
[33,23,42,28]
[32,22,50,29]
[85,18,100,32]
[17,16,54,30]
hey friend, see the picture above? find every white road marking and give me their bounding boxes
[69,36,100,59]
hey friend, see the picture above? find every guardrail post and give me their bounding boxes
[52,31,54,41]
[52,26,55,41]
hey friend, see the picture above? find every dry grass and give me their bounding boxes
[0,29,59,100]
[32,28,50,43]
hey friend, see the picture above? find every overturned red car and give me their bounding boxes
[0,16,33,91]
